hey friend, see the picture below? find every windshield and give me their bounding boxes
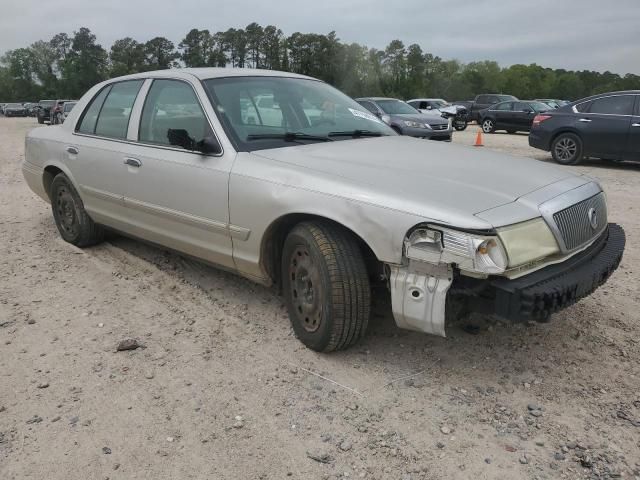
[376,99,419,115]
[203,76,394,151]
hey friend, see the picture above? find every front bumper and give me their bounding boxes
[489,223,625,322]
[403,126,453,141]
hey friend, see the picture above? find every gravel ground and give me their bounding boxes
[1,117,639,480]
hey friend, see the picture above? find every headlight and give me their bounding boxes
[497,218,559,267]
[405,226,507,275]
[403,120,429,129]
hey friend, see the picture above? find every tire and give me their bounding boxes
[481,118,495,133]
[50,174,104,247]
[551,133,583,165]
[453,120,467,131]
[281,221,371,352]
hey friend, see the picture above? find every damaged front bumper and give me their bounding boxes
[389,223,625,336]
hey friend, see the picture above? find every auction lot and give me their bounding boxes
[1,117,638,479]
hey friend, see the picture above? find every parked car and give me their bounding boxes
[529,91,640,165]
[479,100,553,134]
[24,102,39,116]
[466,94,519,123]
[355,97,452,140]
[0,103,6,115]
[59,101,77,124]
[406,98,469,131]
[3,103,27,117]
[36,100,56,124]
[51,99,74,124]
[22,68,625,352]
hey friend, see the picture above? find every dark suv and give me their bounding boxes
[529,91,640,165]
[36,100,56,124]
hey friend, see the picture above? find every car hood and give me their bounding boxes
[251,136,584,229]
[392,113,447,124]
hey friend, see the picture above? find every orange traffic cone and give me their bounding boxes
[474,129,484,147]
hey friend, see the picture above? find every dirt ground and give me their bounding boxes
[1,117,639,480]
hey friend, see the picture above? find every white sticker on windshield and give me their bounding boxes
[348,108,382,124]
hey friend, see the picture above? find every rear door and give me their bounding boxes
[625,95,640,161]
[492,102,514,129]
[70,80,144,224]
[512,102,535,130]
[576,94,634,159]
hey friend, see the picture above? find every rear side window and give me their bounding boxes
[476,95,488,104]
[495,102,512,111]
[78,87,111,134]
[94,80,144,139]
[139,79,212,147]
[575,101,591,113]
[588,95,634,116]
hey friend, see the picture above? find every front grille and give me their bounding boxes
[429,124,449,131]
[553,193,607,250]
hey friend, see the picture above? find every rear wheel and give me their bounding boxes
[482,118,495,133]
[281,221,371,352]
[551,133,583,165]
[50,174,104,247]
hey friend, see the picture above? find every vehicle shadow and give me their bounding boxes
[104,231,580,390]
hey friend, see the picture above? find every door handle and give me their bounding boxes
[579,118,592,123]
[66,146,79,154]
[123,157,142,168]
[632,123,640,127]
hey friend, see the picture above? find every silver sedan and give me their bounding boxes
[23,68,625,352]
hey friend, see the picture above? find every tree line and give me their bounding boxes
[2,24,639,103]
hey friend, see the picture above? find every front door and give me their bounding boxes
[576,94,634,159]
[121,78,235,269]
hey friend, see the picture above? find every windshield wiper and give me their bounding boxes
[328,130,385,138]
[246,132,332,142]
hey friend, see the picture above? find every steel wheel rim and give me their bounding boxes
[289,245,323,333]
[482,120,493,133]
[555,138,577,161]
[56,186,78,237]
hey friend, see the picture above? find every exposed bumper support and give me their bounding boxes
[389,262,452,337]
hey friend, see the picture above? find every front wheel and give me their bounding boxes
[50,174,104,247]
[551,133,583,165]
[282,221,371,352]
[453,120,467,131]
[481,118,495,133]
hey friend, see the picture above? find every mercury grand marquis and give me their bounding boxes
[22,68,625,352]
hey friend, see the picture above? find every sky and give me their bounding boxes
[1,0,639,75]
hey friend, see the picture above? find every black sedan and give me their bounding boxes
[529,91,640,165]
[479,101,552,134]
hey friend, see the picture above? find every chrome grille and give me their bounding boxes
[429,124,449,131]
[553,193,607,251]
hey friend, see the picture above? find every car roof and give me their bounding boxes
[572,90,640,104]
[406,98,445,102]
[355,97,402,102]
[108,68,317,83]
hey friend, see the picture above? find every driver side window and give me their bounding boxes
[139,79,212,148]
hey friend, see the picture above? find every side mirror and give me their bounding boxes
[195,136,222,155]
[167,128,195,150]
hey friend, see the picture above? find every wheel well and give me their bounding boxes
[43,166,63,200]
[260,214,382,288]
[550,129,581,148]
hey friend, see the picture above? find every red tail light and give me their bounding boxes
[532,114,552,126]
